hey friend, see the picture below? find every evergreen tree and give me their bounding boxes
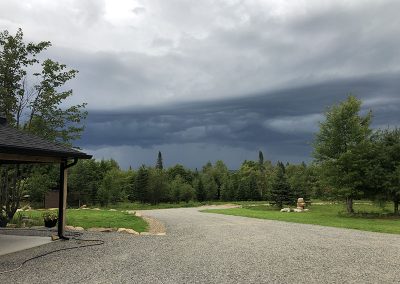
[257,150,267,198]
[195,178,207,202]
[147,168,168,204]
[236,178,248,201]
[373,128,400,214]
[156,151,163,170]
[134,165,149,203]
[270,162,293,208]
[258,150,264,168]
[248,173,261,200]
[286,163,309,201]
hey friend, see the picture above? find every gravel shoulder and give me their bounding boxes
[1,206,400,283]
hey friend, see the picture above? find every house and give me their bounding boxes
[0,115,91,238]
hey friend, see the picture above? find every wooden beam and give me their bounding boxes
[58,162,68,238]
[0,153,62,163]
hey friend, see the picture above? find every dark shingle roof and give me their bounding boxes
[0,124,91,159]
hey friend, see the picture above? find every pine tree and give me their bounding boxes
[237,178,248,201]
[248,174,261,200]
[270,162,293,208]
[195,178,207,202]
[258,150,266,198]
[134,165,149,203]
[258,151,264,168]
[156,151,163,170]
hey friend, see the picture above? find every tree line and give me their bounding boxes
[28,151,317,208]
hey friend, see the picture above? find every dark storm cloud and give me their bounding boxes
[78,73,400,166]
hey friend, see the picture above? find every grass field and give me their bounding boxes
[12,209,148,232]
[203,202,400,234]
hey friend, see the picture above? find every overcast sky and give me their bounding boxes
[1,0,400,169]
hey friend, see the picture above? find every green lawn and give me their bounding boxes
[203,202,400,234]
[12,209,148,232]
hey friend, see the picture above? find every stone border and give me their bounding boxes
[64,210,167,236]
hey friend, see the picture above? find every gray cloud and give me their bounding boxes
[77,74,400,168]
[1,1,400,168]
[3,1,400,110]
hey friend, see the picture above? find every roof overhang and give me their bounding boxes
[0,145,92,164]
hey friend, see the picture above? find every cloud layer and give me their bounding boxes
[79,74,400,168]
[1,1,400,168]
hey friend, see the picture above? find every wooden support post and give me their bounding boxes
[58,161,68,238]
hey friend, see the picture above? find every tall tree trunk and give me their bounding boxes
[346,197,354,214]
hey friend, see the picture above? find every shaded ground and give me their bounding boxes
[0,234,52,256]
[1,206,400,283]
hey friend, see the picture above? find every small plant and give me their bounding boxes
[42,211,58,228]
[12,212,24,227]
[42,211,58,221]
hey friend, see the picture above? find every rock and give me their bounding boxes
[126,210,136,215]
[87,227,114,232]
[92,208,101,211]
[19,205,31,211]
[140,232,151,236]
[117,228,139,235]
[66,225,85,231]
[80,204,87,209]
[109,209,117,212]
[81,207,90,210]
[280,208,291,212]
[6,223,17,228]
[135,212,142,217]
[155,232,166,236]
[297,197,306,209]
[51,234,59,241]
[293,208,303,212]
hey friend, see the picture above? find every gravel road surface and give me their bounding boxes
[1,206,400,283]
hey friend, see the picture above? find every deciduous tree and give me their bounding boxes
[314,96,372,213]
[0,28,87,226]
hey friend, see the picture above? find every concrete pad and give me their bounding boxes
[0,234,52,256]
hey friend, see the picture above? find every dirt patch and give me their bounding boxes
[141,215,166,235]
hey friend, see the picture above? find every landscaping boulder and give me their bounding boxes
[117,228,139,235]
[280,208,292,212]
[65,225,85,231]
[88,227,114,232]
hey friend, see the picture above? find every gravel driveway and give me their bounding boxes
[1,206,400,283]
